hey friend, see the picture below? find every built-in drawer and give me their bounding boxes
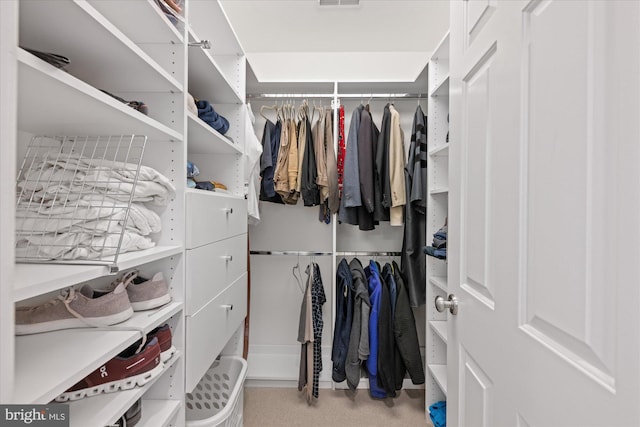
[186,190,247,249]
[185,273,247,392]
[185,233,247,316]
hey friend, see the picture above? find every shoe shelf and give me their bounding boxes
[429,144,450,157]
[430,320,448,344]
[187,28,243,105]
[19,0,183,94]
[13,245,184,303]
[68,351,181,427]
[138,399,182,427]
[187,111,243,155]
[87,0,184,46]
[430,75,450,98]
[429,275,449,293]
[13,301,183,404]
[428,364,448,395]
[17,49,183,142]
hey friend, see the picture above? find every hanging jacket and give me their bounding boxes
[295,118,307,195]
[389,105,406,225]
[324,109,340,214]
[313,114,329,203]
[244,105,263,225]
[332,258,354,382]
[338,105,364,225]
[356,107,377,231]
[365,260,386,399]
[392,261,425,386]
[401,105,428,306]
[286,118,300,204]
[301,118,320,206]
[274,118,293,202]
[345,258,370,390]
[375,104,391,222]
[377,263,397,397]
[259,120,284,204]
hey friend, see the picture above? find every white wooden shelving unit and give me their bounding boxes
[1,1,249,426]
[425,31,450,410]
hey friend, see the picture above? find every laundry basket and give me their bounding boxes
[186,356,248,427]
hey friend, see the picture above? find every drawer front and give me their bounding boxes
[186,234,247,315]
[185,274,247,392]
[186,192,247,249]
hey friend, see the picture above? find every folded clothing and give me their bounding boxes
[23,47,69,69]
[429,401,446,427]
[187,160,200,178]
[196,100,229,135]
[424,246,446,260]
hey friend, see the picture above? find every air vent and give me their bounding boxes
[318,0,359,6]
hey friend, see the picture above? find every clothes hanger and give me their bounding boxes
[260,104,278,121]
[292,254,304,293]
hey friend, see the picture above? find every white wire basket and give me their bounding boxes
[186,356,248,427]
[15,135,147,271]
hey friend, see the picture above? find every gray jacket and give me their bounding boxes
[345,258,371,390]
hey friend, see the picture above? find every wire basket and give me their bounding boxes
[186,356,248,427]
[15,135,147,271]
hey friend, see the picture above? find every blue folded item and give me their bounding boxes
[424,246,446,260]
[429,400,446,427]
[187,160,200,178]
[196,100,229,135]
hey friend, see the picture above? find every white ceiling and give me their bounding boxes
[220,0,449,84]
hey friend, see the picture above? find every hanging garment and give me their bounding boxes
[377,263,397,397]
[301,117,320,206]
[365,260,386,399]
[337,105,346,198]
[338,105,364,225]
[286,117,300,203]
[375,104,392,222]
[313,112,329,204]
[259,119,284,204]
[273,117,293,202]
[331,258,354,382]
[392,261,425,387]
[355,107,377,231]
[310,263,326,399]
[402,105,428,306]
[297,262,314,402]
[244,105,262,225]
[295,115,307,195]
[345,258,370,390]
[324,109,340,215]
[389,105,406,226]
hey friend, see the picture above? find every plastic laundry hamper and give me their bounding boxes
[186,356,248,427]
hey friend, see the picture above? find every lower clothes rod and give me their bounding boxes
[249,250,402,256]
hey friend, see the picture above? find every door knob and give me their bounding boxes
[435,294,458,315]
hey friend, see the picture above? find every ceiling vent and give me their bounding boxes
[318,0,360,6]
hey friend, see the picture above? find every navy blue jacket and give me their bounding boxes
[365,261,386,399]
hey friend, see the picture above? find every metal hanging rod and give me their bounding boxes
[247,93,428,100]
[249,250,402,256]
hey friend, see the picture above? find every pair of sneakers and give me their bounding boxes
[15,271,171,335]
[56,324,176,402]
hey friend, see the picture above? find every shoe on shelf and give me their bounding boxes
[148,323,177,363]
[56,337,163,402]
[108,399,142,427]
[116,271,172,311]
[15,283,133,335]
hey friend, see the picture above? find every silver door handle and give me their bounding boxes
[223,207,233,215]
[221,255,233,262]
[221,304,233,311]
[435,294,458,315]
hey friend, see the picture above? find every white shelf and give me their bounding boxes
[69,352,181,427]
[13,245,184,302]
[17,49,183,141]
[430,75,450,98]
[430,187,449,195]
[429,276,449,293]
[188,28,243,104]
[429,144,449,157]
[431,31,451,62]
[88,0,183,45]
[185,188,245,200]
[14,302,183,404]
[138,399,181,427]
[19,0,183,93]
[428,364,448,396]
[187,111,243,155]
[430,321,448,344]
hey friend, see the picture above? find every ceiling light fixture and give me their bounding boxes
[318,0,360,6]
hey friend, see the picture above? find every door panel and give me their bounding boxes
[449,1,640,426]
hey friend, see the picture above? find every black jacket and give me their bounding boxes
[332,258,354,382]
[375,104,391,221]
[392,261,425,385]
[300,118,320,206]
[377,263,397,397]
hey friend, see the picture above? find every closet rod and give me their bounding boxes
[247,93,428,100]
[249,250,402,256]
[250,250,333,256]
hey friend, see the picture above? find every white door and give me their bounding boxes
[447,1,640,426]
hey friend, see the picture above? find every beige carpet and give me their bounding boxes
[243,387,432,427]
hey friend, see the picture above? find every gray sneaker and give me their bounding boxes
[117,271,171,311]
[15,283,133,335]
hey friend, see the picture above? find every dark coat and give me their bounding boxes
[356,107,377,230]
[375,105,392,221]
[332,258,354,382]
[377,263,397,397]
[300,118,320,206]
[338,106,364,225]
[392,261,425,385]
[259,119,284,204]
[345,258,370,390]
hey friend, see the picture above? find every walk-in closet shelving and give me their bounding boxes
[425,31,450,410]
[5,0,189,425]
[184,0,249,397]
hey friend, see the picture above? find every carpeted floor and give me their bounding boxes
[243,387,432,427]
